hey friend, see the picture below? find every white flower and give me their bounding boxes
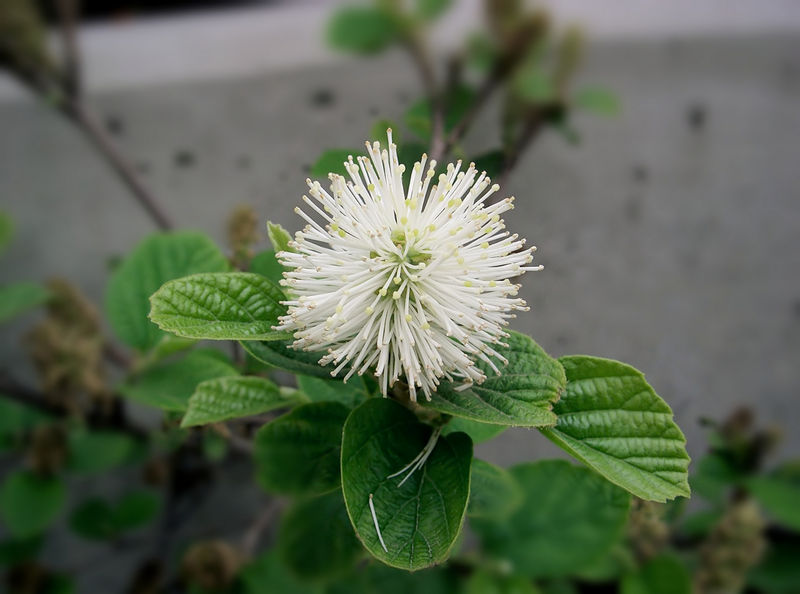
[275,131,541,401]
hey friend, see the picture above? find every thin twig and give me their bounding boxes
[240,498,283,557]
[60,99,174,230]
[55,0,82,99]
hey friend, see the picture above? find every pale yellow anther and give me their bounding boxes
[392,291,401,300]
[405,314,412,322]
[379,288,388,297]
[421,322,430,330]
[393,277,402,285]
[480,242,489,249]
[400,216,408,225]
[365,306,374,314]
[464,281,473,287]
[489,280,497,287]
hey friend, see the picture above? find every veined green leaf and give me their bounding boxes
[149,272,289,341]
[106,232,229,351]
[341,399,472,570]
[242,340,332,379]
[540,356,690,502]
[620,554,690,594]
[424,331,565,427]
[472,460,630,578]
[255,402,350,496]
[468,459,522,519]
[181,375,307,427]
[278,490,363,582]
[120,350,238,411]
[297,375,370,409]
[67,429,140,474]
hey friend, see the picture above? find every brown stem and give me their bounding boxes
[496,110,545,194]
[60,99,174,230]
[240,499,283,557]
[56,0,82,99]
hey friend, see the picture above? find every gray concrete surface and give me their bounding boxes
[2,33,800,591]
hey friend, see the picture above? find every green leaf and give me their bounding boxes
[749,534,800,594]
[255,402,350,496]
[540,356,690,502]
[620,553,691,594]
[690,453,739,504]
[395,142,428,172]
[329,564,458,594]
[267,221,293,254]
[340,398,473,570]
[680,508,723,539]
[202,430,228,461]
[0,282,50,323]
[327,6,399,54]
[424,331,564,427]
[416,0,452,20]
[69,499,116,539]
[472,460,630,578]
[370,120,399,144]
[468,459,522,519]
[0,211,13,256]
[70,491,160,541]
[250,249,285,285]
[297,375,370,408]
[443,417,506,444]
[514,68,555,103]
[278,491,363,582]
[0,535,44,566]
[311,149,364,178]
[106,232,229,351]
[120,350,238,411]
[240,550,323,594]
[0,471,65,538]
[182,375,306,427]
[406,85,476,141]
[0,396,50,439]
[113,490,161,531]
[149,272,289,341]
[67,429,139,474]
[573,87,621,116]
[747,463,800,530]
[242,340,332,379]
[464,570,541,594]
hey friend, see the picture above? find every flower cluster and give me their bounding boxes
[276,131,541,401]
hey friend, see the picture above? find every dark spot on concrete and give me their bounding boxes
[236,155,251,170]
[794,299,800,317]
[632,163,649,184]
[174,150,195,168]
[301,163,311,174]
[687,103,707,132]
[368,106,379,117]
[554,334,571,348]
[310,88,335,108]
[136,161,150,174]
[396,90,410,104]
[279,170,289,182]
[625,195,642,222]
[779,61,798,92]
[105,115,124,136]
